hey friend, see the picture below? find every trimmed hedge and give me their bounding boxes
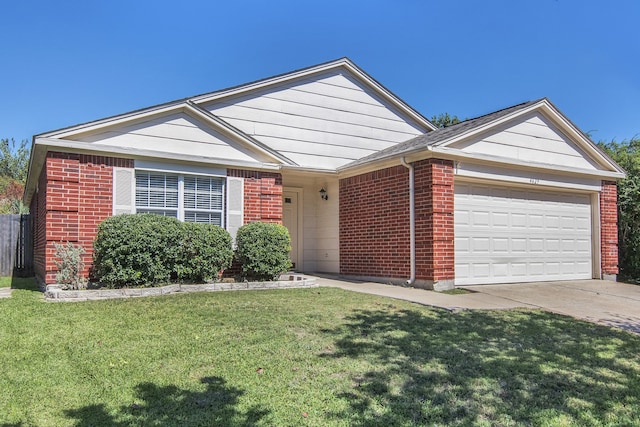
[235,222,292,281]
[177,222,233,283]
[93,214,233,288]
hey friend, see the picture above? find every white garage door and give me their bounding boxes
[455,183,593,285]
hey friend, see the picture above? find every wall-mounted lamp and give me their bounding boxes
[319,187,328,201]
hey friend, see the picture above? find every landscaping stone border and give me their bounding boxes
[44,275,317,302]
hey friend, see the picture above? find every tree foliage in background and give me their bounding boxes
[598,138,640,283]
[0,138,30,214]
[430,112,462,129]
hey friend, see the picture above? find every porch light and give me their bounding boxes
[319,187,328,201]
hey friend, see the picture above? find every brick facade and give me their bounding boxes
[414,159,455,283]
[32,159,283,284]
[339,159,455,287]
[31,151,618,286]
[600,180,618,277]
[227,169,283,224]
[340,165,411,278]
[32,152,133,284]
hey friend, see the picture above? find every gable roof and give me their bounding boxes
[343,99,541,167]
[25,58,437,204]
[341,98,625,177]
[39,57,436,140]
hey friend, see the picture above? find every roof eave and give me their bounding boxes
[22,136,284,206]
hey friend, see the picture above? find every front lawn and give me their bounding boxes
[1,285,639,426]
[0,276,39,289]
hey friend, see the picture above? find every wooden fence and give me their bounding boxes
[0,214,33,277]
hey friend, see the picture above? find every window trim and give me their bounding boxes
[134,169,226,226]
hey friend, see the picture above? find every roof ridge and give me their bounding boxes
[444,98,545,129]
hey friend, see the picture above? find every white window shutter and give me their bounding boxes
[226,177,244,242]
[113,167,135,215]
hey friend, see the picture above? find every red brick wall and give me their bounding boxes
[227,169,283,224]
[339,159,455,284]
[339,165,411,278]
[34,152,133,284]
[600,180,619,277]
[414,159,455,282]
[34,159,283,284]
[31,164,48,282]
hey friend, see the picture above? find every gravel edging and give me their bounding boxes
[44,275,317,302]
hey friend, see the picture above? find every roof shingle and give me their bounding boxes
[342,98,544,169]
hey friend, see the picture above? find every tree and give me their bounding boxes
[430,112,462,129]
[0,138,29,182]
[0,138,30,214]
[597,138,640,283]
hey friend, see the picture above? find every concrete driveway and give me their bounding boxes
[465,280,640,334]
[315,276,640,335]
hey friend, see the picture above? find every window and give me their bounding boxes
[135,171,225,226]
[184,175,223,224]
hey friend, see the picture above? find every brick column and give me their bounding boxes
[227,169,283,224]
[414,159,455,290]
[600,180,618,280]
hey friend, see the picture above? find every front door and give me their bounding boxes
[282,190,300,270]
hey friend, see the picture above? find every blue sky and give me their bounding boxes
[1,0,638,145]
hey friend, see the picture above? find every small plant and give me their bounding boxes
[54,242,87,290]
[235,222,292,281]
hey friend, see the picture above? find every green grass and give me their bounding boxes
[1,285,639,426]
[0,276,38,289]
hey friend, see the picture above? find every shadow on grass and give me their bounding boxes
[10,276,39,291]
[323,308,640,426]
[64,376,268,427]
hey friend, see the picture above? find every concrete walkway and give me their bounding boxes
[314,275,640,335]
[0,288,13,299]
[314,275,536,310]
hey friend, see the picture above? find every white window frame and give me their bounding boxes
[134,170,226,226]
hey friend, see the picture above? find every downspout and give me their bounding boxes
[400,157,416,286]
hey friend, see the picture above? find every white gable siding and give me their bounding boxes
[72,112,262,164]
[204,70,427,169]
[453,112,602,170]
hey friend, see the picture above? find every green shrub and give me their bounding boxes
[54,241,86,290]
[93,214,234,288]
[235,222,292,281]
[177,222,233,282]
[93,214,183,288]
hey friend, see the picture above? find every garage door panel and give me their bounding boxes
[455,183,593,285]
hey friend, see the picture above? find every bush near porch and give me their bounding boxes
[235,222,292,281]
[92,214,233,288]
[90,216,293,288]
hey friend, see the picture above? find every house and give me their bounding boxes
[23,58,624,290]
